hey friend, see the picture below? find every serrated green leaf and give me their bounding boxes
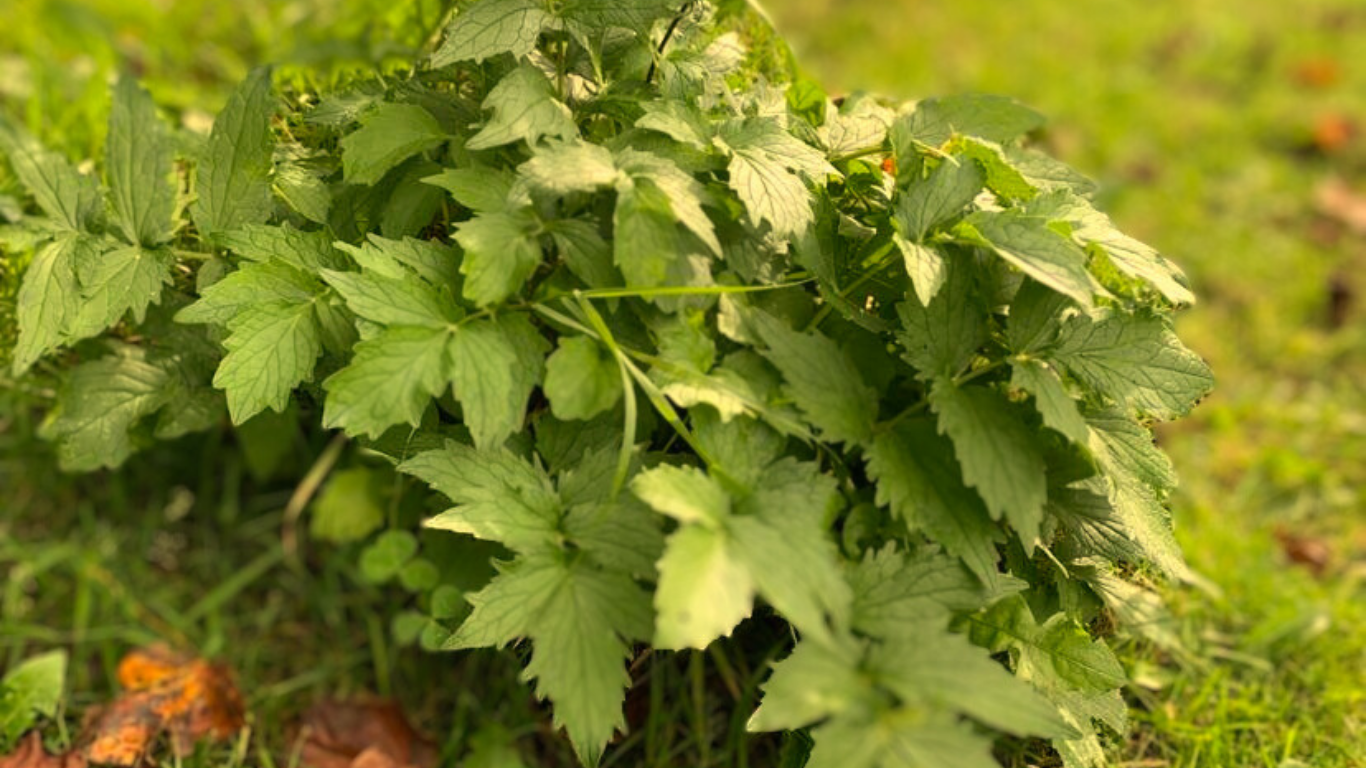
[0,117,100,232]
[403,441,560,553]
[652,524,754,649]
[731,460,850,642]
[431,0,552,67]
[311,467,385,543]
[718,118,835,237]
[448,554,650,766]
[547,218,617,288]
[961,211,1096,307]
[68,245,175,338]
[892,235,947,306]
[1052,311,1213,420]
[870,631,1074,738]
[322,268,459,328]
[323,326,451,438]
[39,354,170,471]
[615,150,720,256]
[467,65,577,151]
[562,497,664,578]
[448,318,535,448]
[453,209,542,306]
[1006,277,1071,354]
[216,223,344,273]
[544,335,622,421]
[192,67,275,238]
[612,177,689,287]
[1026,190,1194,305]
[106,78,176,246]
[630,464,729,526]
[969,596,1127,693]
[1085,409,1189,578]
[342,103,448,186]
[748,639,866,732]
[753,313,876,445]
[898,94,1045,149]
[519,141,621,195]
[863,421,1003,587]
[895,261,985,378]
[894,157,983,241]
[11,233,90,375]
[847,545,1006,639]
[929,380,1046,546]
[423,166,514,214]
[1011,359,1089,445]
[215,301,324,423]
[176,259,322,326]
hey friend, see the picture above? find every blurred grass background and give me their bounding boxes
[2,0,1364,765]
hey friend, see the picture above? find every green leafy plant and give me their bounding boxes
[0,0,1212,765]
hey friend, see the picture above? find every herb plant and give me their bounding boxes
[0,0,1212,765]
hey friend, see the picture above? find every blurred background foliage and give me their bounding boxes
[1,0,1363,765]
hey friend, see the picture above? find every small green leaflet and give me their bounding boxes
[1010,359,1089,446]
[341,103,448,186]
[11,233,89,375]
[453,210,542,306]
[929,380,1046,547]
[467,65,577,151]
[862,420,1003,587]
[893,157,983,242]
[424,165,515,214]
[544,335,622,420]
[1085,409,1190,578]
[846,545,1012,640]
[214,301,324,423]
[1052,310,1213,421]
[320,255,545,445]
[192,67,276,238]
[717,118,836,237]
[403,441,561,553]
[753,313,876,445]
[0,116,101,232]
[967,595,1128,767]
[67,245,175,339]
[447,555,651,766]
[868,631,1074,738]
[431,0,551,66]
[0,649,67,748]
[958,211,1097,307]
[751,630,1071,768]
[633,458,850,649]
[311,468,386,543]
[894,261,986,378]
[106,78,176,247]
[895,94,1045,150]
[38,353,171,471]
[1025,189,1195,305]
[322,327,451,437]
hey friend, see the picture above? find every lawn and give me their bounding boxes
[2,0,1363,766]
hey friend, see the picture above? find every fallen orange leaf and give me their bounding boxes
[0,733,87,768]
[296,699,437,768]
[82,645,245,766]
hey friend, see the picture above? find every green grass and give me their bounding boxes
[3,0,1365,765]
[768,0,1366,764]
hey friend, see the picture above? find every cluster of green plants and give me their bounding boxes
[0,0,1213,765]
